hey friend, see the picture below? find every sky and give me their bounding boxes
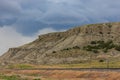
[0,0,120,55]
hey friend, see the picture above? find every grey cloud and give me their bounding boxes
[2,0,120,54]
[0,0,22,26]
[0,0,120,35]
[0,0,21,13]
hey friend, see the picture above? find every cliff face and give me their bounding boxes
[1,22,120,65]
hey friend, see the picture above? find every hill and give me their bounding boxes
[0,22,120,67]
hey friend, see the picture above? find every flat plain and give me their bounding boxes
[0,68,120,80]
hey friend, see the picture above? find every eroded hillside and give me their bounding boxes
[1,22,120,66]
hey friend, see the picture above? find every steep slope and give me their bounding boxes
[1,22,120,65]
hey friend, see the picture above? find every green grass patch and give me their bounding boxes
[7,64,34,69]
[0,74,25,80]
[45,59,120,68]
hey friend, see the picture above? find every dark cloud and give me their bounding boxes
[0,0,120,35]
[0,0,21,13]
[1,0,120,54]
[0,0,21,26]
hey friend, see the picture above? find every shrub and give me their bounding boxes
[83,40,116,53]
[91,41,97,44]
[92,50,99,53]
[86,48,92,51]
[99,59,104,62]
[83,45,92,51]
[99,32,103,34]
[108,32,110,34]
[107,24,112,28]
[106,44,115,49]
[33,78,41,80]
[103,49,108,53]
[52,51,56,53]
[73,46,80,49]
[106,40,113,45]
[97,41,104,44]
[63,48,71,51]
[115,45,120,51]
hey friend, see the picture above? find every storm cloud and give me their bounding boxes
[0,0,120,35]
[0,0,120,54]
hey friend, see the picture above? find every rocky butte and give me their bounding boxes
[0,22,120,66]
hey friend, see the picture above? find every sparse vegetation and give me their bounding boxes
[99,59,104,62]
[52,51,56,53]
[0,74,24,80]
[8,64,34,69]
[0,69,120,80]
[92,49,99,53]
[73,46,80,49]
[83,40,120,53]
[115,45,120,51]
[34,79,41,80]
[1,22,120,68]
[62,48,71,51]
[99,31,103,34]
[107,23,112,28]
[91,41,97,44]
[103,49,108,53]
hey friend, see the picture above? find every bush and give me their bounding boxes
[107,24,112,28]
[99,59,104,62]
[92,50,99,53]
[107,44,115,49]
[99,32,103,34]
[115,45,120,51]
[86,48,92,51]
[97,41,104,44]
[91,41,97,44]
[106,40,113,45]
[63,48,71,51]
[33,78,41,80]
[103,49,108,53]
[83,40,116,53]
[83,45,92,51]
[108,32,110,34]
[73,46,80,49]
[52,51,56,53]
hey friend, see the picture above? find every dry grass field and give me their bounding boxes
[0,69,120,80]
